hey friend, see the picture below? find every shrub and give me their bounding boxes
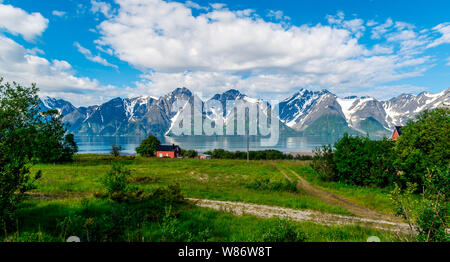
[136,135,160,157]
[394,108,450,187]
[204,149,292,160]
[261,218,307,242]
[103,163,131,197]
[293,154,313,160]
[181,149,198,158]
[3,231,55,242]
[246,178,297,193]
[311,134,396,187]
[110,144,122,157]
[333,134,396,187]
[311,144,336,182]
[390,167,449,242]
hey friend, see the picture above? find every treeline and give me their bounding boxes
[203,149,312,160]
[311,108,449,242]
[312,108,449,189]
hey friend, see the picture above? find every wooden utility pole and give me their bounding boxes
[246,108,249,162]
[246,128,249,162]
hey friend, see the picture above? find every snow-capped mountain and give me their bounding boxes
[39,87,449,138]
[382,89,450,128]
[39,96,76,116]
[164,89,269,135]
[278,89,330,128]
[278,87,449,136]
[336,96,388,135]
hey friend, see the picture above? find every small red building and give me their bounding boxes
[156,144,181,158]
[392,126,403,141]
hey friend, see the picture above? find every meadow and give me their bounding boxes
[4,154,400,242]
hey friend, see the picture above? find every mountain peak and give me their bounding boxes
[223,89,242,96]
[171,87,192,97]
[211,89,245,101]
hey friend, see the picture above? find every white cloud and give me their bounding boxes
[74,42,118,69]
[52,10,66,17]
[210,3,226,10]
[0,3,48,41]
[267,10,290,21]
[90,0,113,18]
[185,1,208,11]
[96,0,365,73]
[0,35,116,106]
[371,18,393,39]
[428,22,450,48]
[326,12,364,38]
[0,3,122,106]
[91,0,434,100]
[387,29,416,42]
[447,57,450,66]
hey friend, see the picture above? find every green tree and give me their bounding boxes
[394,108,450,187]
[181,149,198,158]
[332,134,396,187]
[0,79,42,224]
[61,133,78,161]
[33,110,78,163]
[311,144,336,182]
[136,135,160,157]
[110,144,122,157]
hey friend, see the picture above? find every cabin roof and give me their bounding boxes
[157,144,180,151]
[394,126,403,136]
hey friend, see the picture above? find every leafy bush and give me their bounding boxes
[136,135,160,157]
[261,218,307,242]
[246,178,297,193]
[311,144,336,182]
[312,134,396,187]
[3,231,55,242]
[204,149,293,160]
[64,165,189,242]
[181,149,198,158]
[390,167,449,242]
[394,108,450,187]
[293,154,313,160]
[333,134,396,187]
[110,144,122,157]
[102,163,131,197]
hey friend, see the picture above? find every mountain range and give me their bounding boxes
[39,87,450,138]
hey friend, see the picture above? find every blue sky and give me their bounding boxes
[0,0,449,106]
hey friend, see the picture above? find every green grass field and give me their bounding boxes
[3,154,399,242]
[32,155,354,215]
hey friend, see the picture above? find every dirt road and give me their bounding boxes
[278,167,402,223]
[188,198,411,233]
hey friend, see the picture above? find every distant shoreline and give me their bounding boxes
[75,149,314,156]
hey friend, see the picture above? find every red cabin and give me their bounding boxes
[392,126,403,141]
[156,144,181,158]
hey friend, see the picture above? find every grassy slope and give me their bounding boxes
[13,154,403,242]
[277,161,395,214]
[32,155,350,215]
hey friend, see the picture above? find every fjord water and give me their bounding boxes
[74,135,339,154]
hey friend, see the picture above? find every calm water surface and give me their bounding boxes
[74,135,339,154]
